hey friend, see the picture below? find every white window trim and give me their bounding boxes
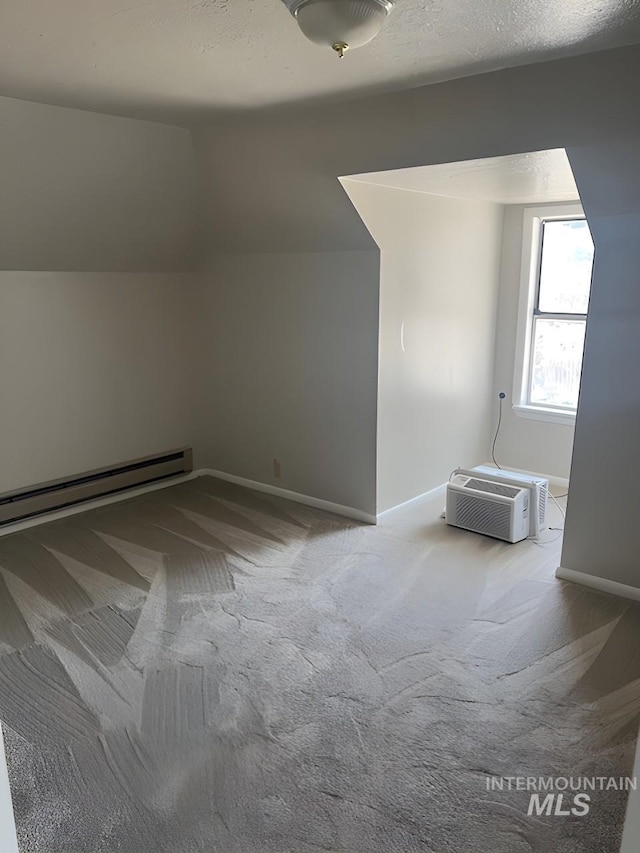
[512,202,586,427]
[512,403,577,426]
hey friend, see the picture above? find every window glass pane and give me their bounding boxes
[538,219,594,314]
[529,318,585,409]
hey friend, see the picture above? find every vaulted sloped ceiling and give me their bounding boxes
[0,0,639,121]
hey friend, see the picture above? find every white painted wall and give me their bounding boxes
[492,204,576,479]
[0,272,199,493]
[341,180,504,513]
[0,96,196,272]
[195,251,380,516]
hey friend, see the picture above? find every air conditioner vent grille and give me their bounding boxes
[539,484,548,526]
[465,479,520,498]
[452,493,512,541]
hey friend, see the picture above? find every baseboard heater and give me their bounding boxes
[0,447,193,526]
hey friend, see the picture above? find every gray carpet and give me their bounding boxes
[0,475,639,851]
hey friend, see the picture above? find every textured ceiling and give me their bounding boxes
[1,0,640,122]
[345,149,581,205]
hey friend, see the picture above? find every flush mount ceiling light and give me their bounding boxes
[284,0,395,57]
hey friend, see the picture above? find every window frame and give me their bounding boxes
[512,202,591,426]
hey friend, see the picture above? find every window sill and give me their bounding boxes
[512,404,576,426]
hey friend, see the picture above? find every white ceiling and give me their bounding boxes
[344,149,580,205]
[0,0,639,122]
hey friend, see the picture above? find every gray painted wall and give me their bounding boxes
[0,272,199,494]
[0,728,17,853]
[341,180,503,513]
[194,45,640,531]
[0,99,200,494]
[193,46,640,254]
[561,143,640,588]
[196,251,380,515]
[3,45,640,591]
[0,96,196,271]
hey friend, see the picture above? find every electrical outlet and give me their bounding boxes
[273,458,281,479]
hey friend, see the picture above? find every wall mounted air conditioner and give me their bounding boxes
[446,474,530,543]
[454,466,548,538]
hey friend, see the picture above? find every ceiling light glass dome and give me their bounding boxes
[285,0,395,56]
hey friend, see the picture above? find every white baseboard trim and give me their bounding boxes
[376,483,447,520]
[200,469,377,525]
[0,468,377,535]
[556,566,640,603]
[480,462,569,490]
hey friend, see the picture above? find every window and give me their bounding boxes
[513,204,594,425]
